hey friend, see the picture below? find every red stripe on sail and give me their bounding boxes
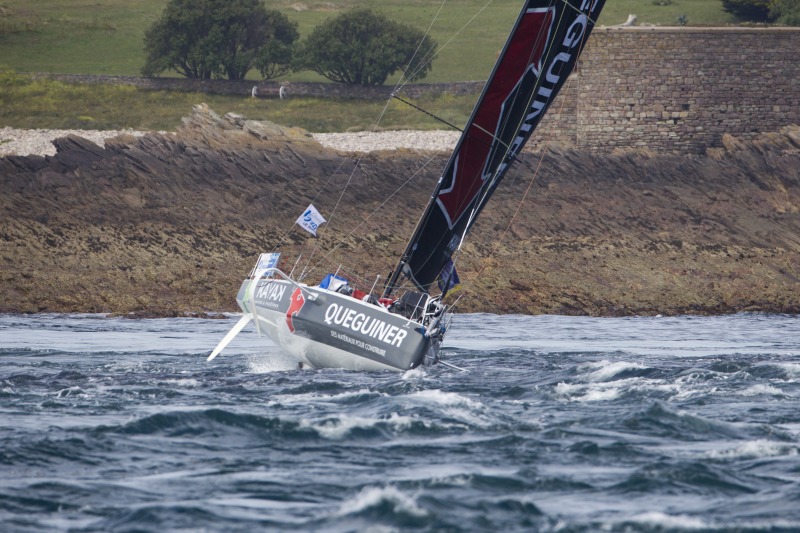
[436,8,554,225]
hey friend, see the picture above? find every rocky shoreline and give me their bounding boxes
[2,106,800,317]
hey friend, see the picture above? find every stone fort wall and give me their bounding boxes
[34,27,800,154]
[574,27,800,154]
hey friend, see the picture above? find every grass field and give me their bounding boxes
[0,0,740,131]
[0,69,477,132]
[1,0,738,81]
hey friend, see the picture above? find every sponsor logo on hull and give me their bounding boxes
[286,288,306,333]
[244,280,427,369]
[254,281,289,310]
[323,302,408,348]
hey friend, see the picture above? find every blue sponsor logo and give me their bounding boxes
[303,210,319,230]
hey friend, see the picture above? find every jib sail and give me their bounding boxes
[385,0,606,296]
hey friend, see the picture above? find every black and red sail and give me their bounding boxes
[385,0,606,296]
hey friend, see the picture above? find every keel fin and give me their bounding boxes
[207,314,253,361]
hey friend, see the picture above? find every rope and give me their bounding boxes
[390,94,463,132]
[396,0,498,92]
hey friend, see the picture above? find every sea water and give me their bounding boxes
[1,313,799,532]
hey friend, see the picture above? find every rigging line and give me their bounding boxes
[307,150,443,270]
[393,93,518,161]
[271,156,350,252]
[403,0,494,85]
[559,0,603,25]
[305,150,446,279]
[393,0,448,93]
[390,94,463,132]
[395,0,494,92]
[298,151,364,280]
[449,11,593,313]
[470,122,513,152]
[464,0,571,214]
[306,0,451,275]
[298,91,401,279]
[487,0,560,157]
[391,0,561,292]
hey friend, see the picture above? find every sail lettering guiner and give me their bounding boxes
[387,0,606,296]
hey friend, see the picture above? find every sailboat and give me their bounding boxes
[208,0,606,371]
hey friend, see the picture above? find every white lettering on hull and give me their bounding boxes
[324,303,410,348]
[330,330,387,357]
[256,283,286,302]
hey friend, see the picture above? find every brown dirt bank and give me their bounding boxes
[2,105,800,317]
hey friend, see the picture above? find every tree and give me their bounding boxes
[255,10,300,80]
[770,0,800,25]
[142,0,298,80]
[721,0,771,21]
[294,9,437,86]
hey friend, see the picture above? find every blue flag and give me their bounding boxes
[437,259,462,296]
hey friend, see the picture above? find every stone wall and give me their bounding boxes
[30,27,800,154]
[577,27,800,154]
[31,72,484,100]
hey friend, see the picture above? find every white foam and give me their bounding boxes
[706,439,799,459]
[54,386,85,398]
[245,352,299,373]
[300,412,416,439]
[555,377,679,402]
[738,384,784,396]
[555,381,621,402]
[405,389,492,428]
[407,389,481,408]
[628,514,800,532]
[401,367,427,380]
[577,360,645,382]
[268,388,385,407]
[774,362,800,378]
[336,485,428,518]
[629,511,709,529]
[161,378,200,388]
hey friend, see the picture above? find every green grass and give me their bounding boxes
[0,0,741,131]
[0,0,739,82]
[0,70,476,131]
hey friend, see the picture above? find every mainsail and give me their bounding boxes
[385,0,606,297]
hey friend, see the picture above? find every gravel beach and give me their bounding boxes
[0,127,147,157]
[0,127,459,157]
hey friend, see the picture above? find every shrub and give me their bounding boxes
[142,0,298,80]
[294,8,437,86]
[720,0,771,21]
[770,0,800,25]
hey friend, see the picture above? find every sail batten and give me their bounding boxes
[385,0,606,297]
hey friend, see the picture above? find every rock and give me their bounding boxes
[51,134,105,156]
[2,108,800,316]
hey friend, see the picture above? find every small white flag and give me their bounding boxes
[295,204,326,237]
[256,252,280,271]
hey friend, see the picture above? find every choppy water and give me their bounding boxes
[1,313,799,532]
